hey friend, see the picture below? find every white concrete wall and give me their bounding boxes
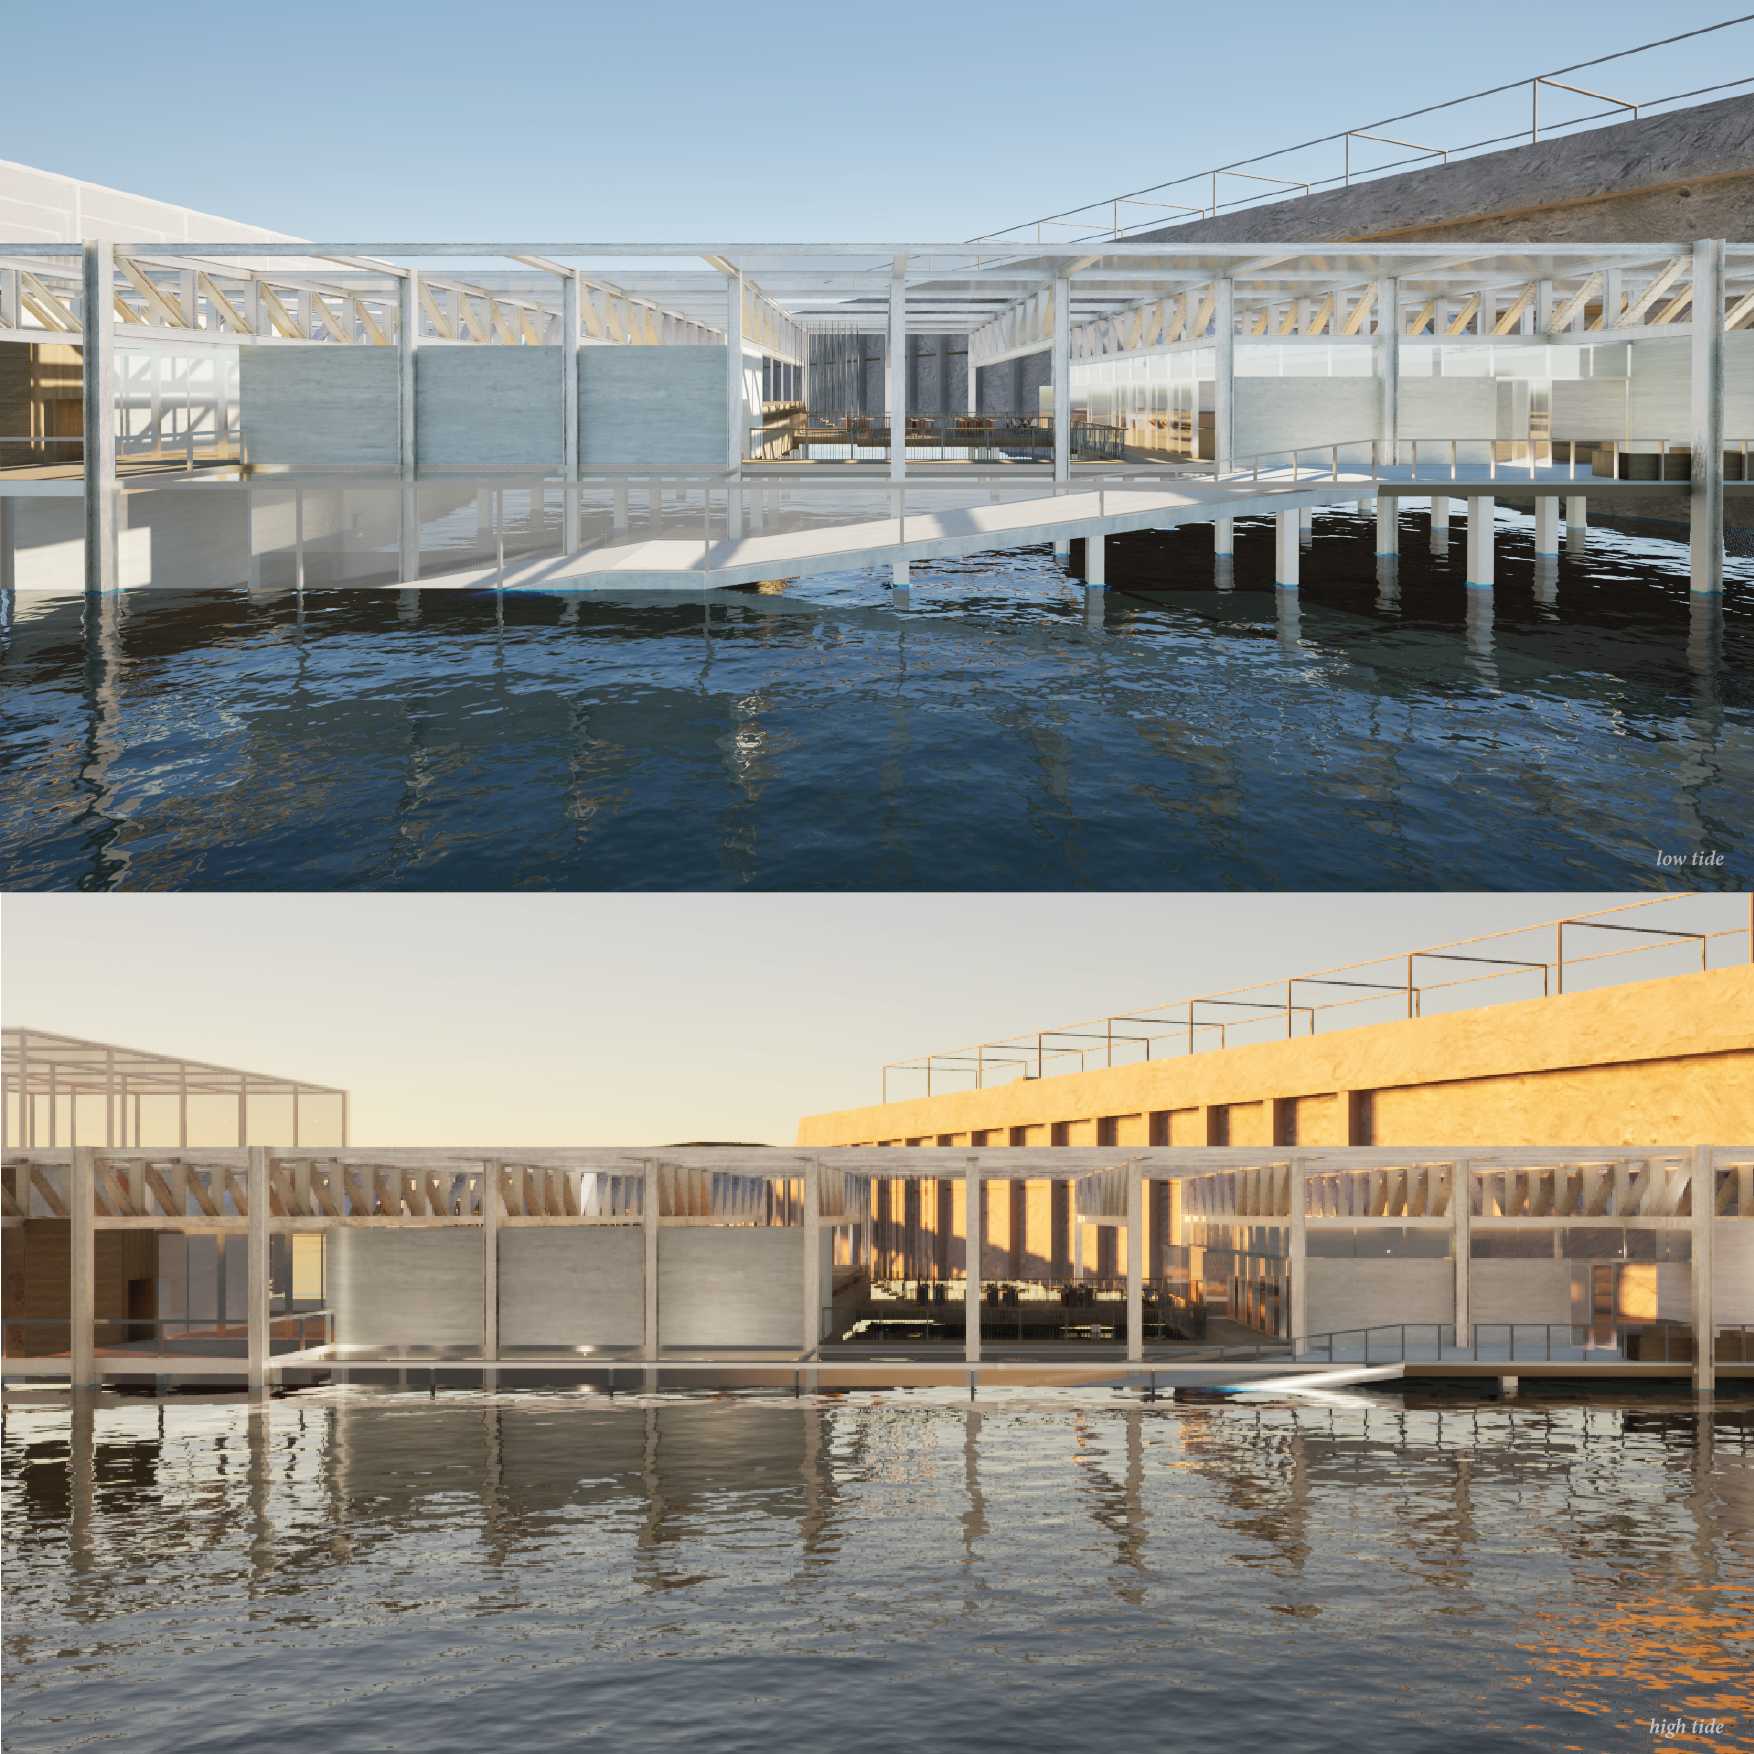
[579,346,728,467]
[1627,334,1754,442]
[1717,1223,1754,1325]
[498,1228,643,1348]
[332,1228,484,1349]
[1234,379,1376,460]
[417,348,564,467]
[659,1227,802,1348]
[1305,1258,1453,1335]
[1551,376,1629,442]
[239,348,401,467]
[1469,1258,1576,1327]
[1398,378,1500,443]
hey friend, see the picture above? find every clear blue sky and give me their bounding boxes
[4,1,1744,240]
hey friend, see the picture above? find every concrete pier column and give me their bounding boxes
[247,1147,269,1395]
[891,560,910,603]
[1375,498,1398,557]
[1,493,16,593]
[1214,517,1234,559]
[1565,494,1587,556]
[1274,509,1300,588]
[1534,495,1560,558]
[1289,1155,1307,1350]
[642,1162,660,1367]
[1693,1145,1715,1395]
[1690,238,1726,595]
[1053,538,1070,562]
[70,1147,96,1388]
[481,1160,499,1376]
[1452,1159,1471,1347]
[1299,504,1313,544]
[1429,496,1450,554]
[1086,533,1106,586]
[82,241,117,594]
[964,1161,982,1365]
[1126,1169,1143,1364]
[802,1163,822,1367]
[1465,496,1494,589]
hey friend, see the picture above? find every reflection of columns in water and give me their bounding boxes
[399,483,420,585]
[1214,556,1234,593]
[248,1402,274,1580]
[961,1407,987,1559]
[1276,588,1301,648]
[1084,586,1105,629]
[70,1396,97,1576]
[1675,596,1725,860]
[799,1405,834,1561]
[1375,555,1400,613]
[1465,589,1496,674]
[79,589,127,889]
[1429,496,1450,555]
[1532,555,1558,610]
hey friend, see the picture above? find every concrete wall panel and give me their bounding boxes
[1470,1258,1575,1327]
[332,1228,483,1349]
[498,1227,643,1347]
[418,347,563,467]
[239,347,400,467]
[659,1227,801,1348]
[1306,1258,1453,1335]
[581,346,727,466]
[1234,379,1376,459]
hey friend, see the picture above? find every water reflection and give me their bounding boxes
[3,506,1751,890]
[4,1391,1752,1754]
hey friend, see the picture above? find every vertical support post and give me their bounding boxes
[1376,274,1398,474]
[1086,533,1105,587]
[1214,517,1234,559]
[1693,1145,1715,1395]
[1125,1167,1143,1363]
[70,1146,96,1388]
[247,1146,269,1394]
[1213,277,1234,474]
[482,1159,499,1367]
[964,1160,982,1364]
[1289,1154,1307,1349]
[398,269,419,582]
[1534,495,1559,557]
[642,1162,660,1362]
[0,494,16,594]
[1690,239,1725,595]
[1052,274,1071,487]
[1452,1158,1471,1345]
[82,240,117,594]
[1465,495,1494,589]
[1374,498,1397,558]
[1429,495,1450,553]
[802,1161,822,1361]
[1274,509,1299,588]
[562,270,581,554]
[889,256,908,486]
[1566,494,1587,556]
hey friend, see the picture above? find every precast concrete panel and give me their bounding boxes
[498,1227,643,1347]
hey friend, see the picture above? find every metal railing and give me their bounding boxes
[972,19,1754,243]
[884,893,1752,1098]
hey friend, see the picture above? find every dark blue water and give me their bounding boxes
[4,1388,1751,1753]
[2,506,1749,890]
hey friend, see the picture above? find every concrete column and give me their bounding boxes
[1465,496,1494,588]
[889,257,908,486]
[1289,1155,1307,1349]
[1693,1145,1715,1395]
[1086,533,1106,586]
[247,1147,269,1394]
[1690,238,1725,595]
[562,272,581,554]
[398,271,418,480]
[1125,1170,1143,1363]
[1374,497,1397,557]
[1214,517,1234,558]
[1052,274,1071,486]
[1534,495,1560,557]
[482,1161,499,1363]
[1566,494,1587,556]
[1299,504,1313,543]
[642,1163,660,1362]
[1452,1159,1471,1344]
[0,493,15,593]
[82,241,117,594]
[964,1162,982,1364]
[1376,275,1399,472]
[70,1146,96,1388]
[1429,496,1450,553]
[802,1162,822,1360]
[725,270,744,471]
[1274,509,1299,588]
[1213,278,1234,472]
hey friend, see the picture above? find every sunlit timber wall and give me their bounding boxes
[797,965,1754,1151]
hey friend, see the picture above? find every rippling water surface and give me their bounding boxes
[1,507,1750,889]
[4,1389,1752,1752]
